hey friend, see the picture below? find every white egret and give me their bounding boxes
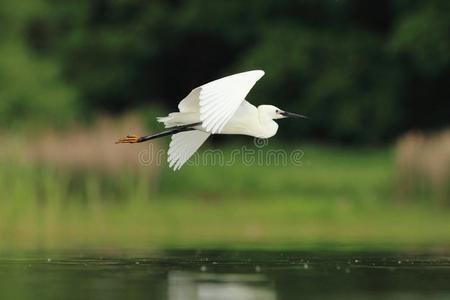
[117,70,307,170]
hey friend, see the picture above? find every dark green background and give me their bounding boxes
[1,0,449,143]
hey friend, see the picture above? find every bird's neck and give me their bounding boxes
[258,111,272,124]
[257,114,279,139]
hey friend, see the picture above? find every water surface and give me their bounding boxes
[1,250,449,299]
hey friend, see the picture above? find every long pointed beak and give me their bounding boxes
[281,111,308,119]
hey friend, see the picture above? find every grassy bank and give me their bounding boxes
[1,144,449,252]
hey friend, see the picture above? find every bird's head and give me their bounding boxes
[258,105,308,121]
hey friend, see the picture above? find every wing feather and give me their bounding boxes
[201,97,229,119]
[199,70,264,133]
[177,70,264,134]
[167,130,210,170]
[204,98,231,129]
[166,70,263,170]
[177,88,200,112]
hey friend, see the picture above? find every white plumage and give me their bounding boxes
[117,70,306,170]
[159,70,264,170]
[168,130,210,171]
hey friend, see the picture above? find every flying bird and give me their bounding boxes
[116,70,307,170]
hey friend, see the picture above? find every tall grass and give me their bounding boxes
[0,115,162,250]
[396,130,450,205]
[0,120,449,252]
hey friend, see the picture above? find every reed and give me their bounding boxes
[395,130,450,205]
[0,115,162,250]
[1,120,449,251]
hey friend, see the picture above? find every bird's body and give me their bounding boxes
[221,101,279,139]
[159,100,279,139]
[117,70,306,170]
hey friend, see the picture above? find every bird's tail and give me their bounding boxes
[156,114,176,127]
[157,112,200,128]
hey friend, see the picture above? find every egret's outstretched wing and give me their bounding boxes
[178,88,200,113]
[177,70,264,133]
[168,130,210,170]
[199,70,264,133]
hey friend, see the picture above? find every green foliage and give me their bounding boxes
[0,1,79,129]
[0,45,79,129]
[238,26,403,143]
[1,0,449,141]
[1,145,450,251]
[391,1,450,75]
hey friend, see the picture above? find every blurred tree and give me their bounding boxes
[390,0,450,131]
[7,0,449,143]
[0,1,78,129]
[238,26,403,143]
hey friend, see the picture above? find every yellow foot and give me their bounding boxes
[115,135,140,144]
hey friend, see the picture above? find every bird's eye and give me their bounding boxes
[276,110,280,114]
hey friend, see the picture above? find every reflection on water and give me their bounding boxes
[168,271,275,300]
[0,250,449,300]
